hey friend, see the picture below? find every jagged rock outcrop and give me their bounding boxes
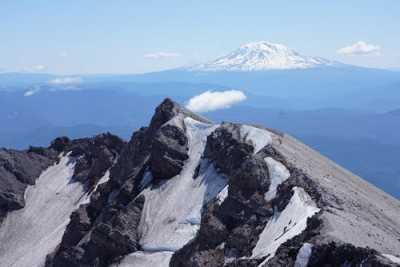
[150,124,188,180]
[0,132,125,224]
[59,133,125,189]
[46,99,208,267]
[1,98,399,267]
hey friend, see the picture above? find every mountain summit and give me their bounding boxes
[0,99,399,266]
[190,41,336,71]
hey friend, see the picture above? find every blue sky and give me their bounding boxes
[1,0,399,74]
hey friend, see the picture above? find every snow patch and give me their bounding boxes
[216,185,229,204]
[48,76,82,85]
[240,125,272,154]
[80,170,111,205]
[24,88,40,97]
[97,169,111,186]
[264,157,290,201]
[252,187,320,265]
[294,243,313,267]
[163,113,185,129]
[112,251,173,267]
[0,154,87,267]
[139,170,153,190]
[383,254,400,264]
[136,117,227,253]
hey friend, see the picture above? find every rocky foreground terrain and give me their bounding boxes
[0,98,399,267]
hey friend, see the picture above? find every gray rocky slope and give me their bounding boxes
[0,98,399,267]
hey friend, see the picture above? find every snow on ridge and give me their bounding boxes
[112,251,173,267]
[24,88,40,97]
[382,254,400,264]
[0,154,87,267]
[190,41,335,72]
[294,243,313,267]
[240,125,272,154]
[80,170,111,205]
[216,185,229,205]
[264,157,290,201]
[135,117,226,255]
[252,187,320,265]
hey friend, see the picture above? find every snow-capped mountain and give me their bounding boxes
[0,99,399,267]
[190,41,337,71]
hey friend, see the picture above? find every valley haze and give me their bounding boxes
[1,41,399,199]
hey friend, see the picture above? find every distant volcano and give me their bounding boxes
[189,41,339,71]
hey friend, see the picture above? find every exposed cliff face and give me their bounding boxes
[0,98,399,267]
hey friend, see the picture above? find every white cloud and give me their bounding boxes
[186,90,247,113]
[24,87,41,97]
[24,90,37,97]
[48,77,82,85]
[24,65,47,72]
[337,41,381,56]
[144,52,181,59]
[60,51,68,58]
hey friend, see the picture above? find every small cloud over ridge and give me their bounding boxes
[60,51,68,58]
[24,65,47,73]
[144,52,181,59]
[24,87,41,97]
[337,41,380,56]
[186,90,247,113]
[48,77,82,85]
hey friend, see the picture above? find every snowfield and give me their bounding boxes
[383,254,400,264]
[126,118,227,260]
[264,157,290,201]
[216,185,229,205]
[239,125,272,154]
[112,251,173,267]
[294,243,313,267]
[0,154,86,267]
[252,187,320,265]
[274,134,400,255]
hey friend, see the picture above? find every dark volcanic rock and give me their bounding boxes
[50,137,71,152]
[306,242,398,267]
[148,98,210,134]
[225,258,265,267]
[48,130,148,266]
[51,195,145,267]
[63,133,125,190]
[172,244,225,267]
[58,204,92,250]
[230,157,270,198]
[204,123,253,177]
[150,124,189,179]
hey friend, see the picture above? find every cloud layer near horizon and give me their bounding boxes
[48,77,82,85]
[185,90,247,113]
[144,52,181,59]
[337,41,380,56]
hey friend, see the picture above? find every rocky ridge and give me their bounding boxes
[0,98,399,267]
